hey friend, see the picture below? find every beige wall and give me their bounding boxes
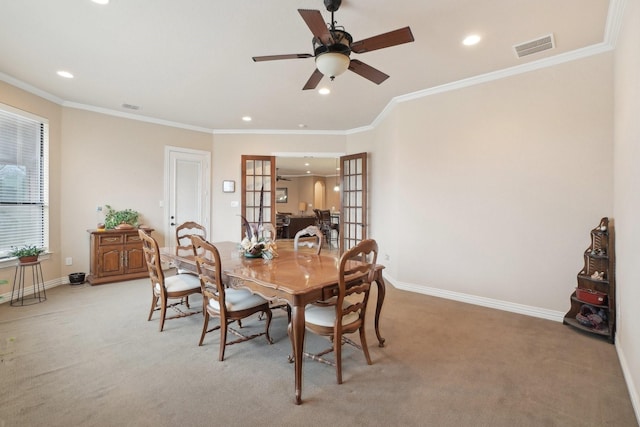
[355,53,614,314]
[613,0,640,417]
[59,108,212,275]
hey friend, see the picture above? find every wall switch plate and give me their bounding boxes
[65,257,72,266]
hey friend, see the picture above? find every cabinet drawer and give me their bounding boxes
[125,233,142,244]
[98,234,124,245]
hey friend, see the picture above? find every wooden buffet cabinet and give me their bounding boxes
[87,228,152,285]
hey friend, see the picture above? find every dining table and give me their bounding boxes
[160,240,387,404]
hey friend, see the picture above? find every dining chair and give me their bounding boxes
[138,229,202,332]
[258,222,278,242]
[300,238,378,384]
[190,235,273,361]
[318,209,339,246]
[175,221,207,274]
[293,225,323,255]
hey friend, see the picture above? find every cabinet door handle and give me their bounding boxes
[123,251,128,268]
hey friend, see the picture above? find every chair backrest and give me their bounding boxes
[189,235,226,312]
[294,225,323,255]
[319,209,332,223]
[176,221,206,257]
[258,223,277,242]
[336,239,379,327]
[312,209,322,225]
[138,229,166,296]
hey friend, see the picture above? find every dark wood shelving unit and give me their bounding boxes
[563,217,615,343]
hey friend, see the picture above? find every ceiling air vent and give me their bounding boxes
[513,34,555,58]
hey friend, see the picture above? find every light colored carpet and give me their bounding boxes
[0,277,637,427]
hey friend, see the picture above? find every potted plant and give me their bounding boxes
[10,245,44,264]
[104,205,140,229]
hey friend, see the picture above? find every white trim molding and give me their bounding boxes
[383,272,565,323]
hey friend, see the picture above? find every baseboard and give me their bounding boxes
[616,341,640,425]
[0,277,65,304]
[383,273,565,322]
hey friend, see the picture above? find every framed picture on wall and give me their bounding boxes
[223,180,235,193]
[276,187,288,203]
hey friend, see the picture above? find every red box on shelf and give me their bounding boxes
[576,288,607,305]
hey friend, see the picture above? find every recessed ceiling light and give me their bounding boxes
[91,0,109,5]
[56,70,74,79]
[318,87,330,95]
[242,116,252,122]
[298,124,307,128]
[463,34,481,46]
[304,162,310,166]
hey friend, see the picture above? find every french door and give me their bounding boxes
[241,155,276,239]
[339,152,367,253]
[239,152,367,252]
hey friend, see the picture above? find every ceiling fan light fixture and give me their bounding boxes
[315,52,350,80]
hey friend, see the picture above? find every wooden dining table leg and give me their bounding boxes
[373,270,386,347]
[290,304,306,405]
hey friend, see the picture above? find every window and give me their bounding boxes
[0,104,49,258]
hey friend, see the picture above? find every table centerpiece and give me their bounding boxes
[239,185,278,260]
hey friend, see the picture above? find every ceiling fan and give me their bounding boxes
[276,168,292,181]
[252,0,415,90]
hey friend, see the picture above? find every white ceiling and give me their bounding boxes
[0,0,613,134]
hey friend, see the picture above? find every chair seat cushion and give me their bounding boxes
[155,273,201,294]
[305,302,359,327]
[209,288,268,312]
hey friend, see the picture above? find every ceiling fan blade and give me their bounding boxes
[298,9,333,45]
[302,68,324,90]
[350,27,415,54]
[252,53,313,62]
[348,59,389,85]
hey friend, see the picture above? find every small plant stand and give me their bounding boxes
[10,260,47,306]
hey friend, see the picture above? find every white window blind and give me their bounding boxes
[0,104,49,258]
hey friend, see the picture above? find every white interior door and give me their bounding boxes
[165,146,211,250]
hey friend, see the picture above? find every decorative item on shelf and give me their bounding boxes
[10,245,44,264]
[576,288,607,305]
[96,223,106,231]
[104,204,139,230]
[590,271,605,281]
[239,186,278,260]
[576,304,607,330]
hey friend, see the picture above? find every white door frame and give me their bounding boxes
[164,146,211,250]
